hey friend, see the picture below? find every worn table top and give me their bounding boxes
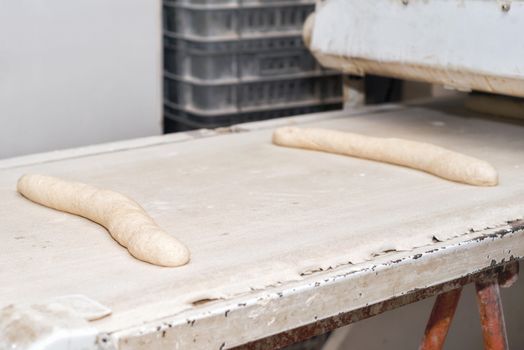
[1,98,524,349]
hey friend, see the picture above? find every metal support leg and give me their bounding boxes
[419,288,462,350]
[475,279,509,350]
[419,261,518,350]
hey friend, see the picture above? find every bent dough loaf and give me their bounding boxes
[273,127,498,186]
[17,174,190,267]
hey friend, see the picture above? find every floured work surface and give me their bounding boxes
[1,98,524,349]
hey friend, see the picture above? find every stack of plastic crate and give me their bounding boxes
[163,0,343,131]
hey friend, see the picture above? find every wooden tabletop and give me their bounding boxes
[1,98,524,349]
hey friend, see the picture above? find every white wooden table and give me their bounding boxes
[1,98,523,349]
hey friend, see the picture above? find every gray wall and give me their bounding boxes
[0,0,162,159]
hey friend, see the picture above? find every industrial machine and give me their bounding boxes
[307,0,524,98]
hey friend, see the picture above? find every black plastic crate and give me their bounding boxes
[162,0,344,132]
[163,1,315,40]
[164,73,343,113]
[164,35,324,81]
[164,102,343,132]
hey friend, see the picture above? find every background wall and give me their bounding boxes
[0,0,162,159]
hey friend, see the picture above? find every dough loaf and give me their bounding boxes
[273,127,498,186]
[17,174,190,267]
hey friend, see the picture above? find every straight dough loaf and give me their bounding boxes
[273,127,498,186]
[17,174,190,267]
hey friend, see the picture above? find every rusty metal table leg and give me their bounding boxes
[475,279,508,350]
[474,261,519,350]
[419,288,462,350]
[419,261,518,350]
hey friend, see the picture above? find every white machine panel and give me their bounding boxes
[310,0,524,97]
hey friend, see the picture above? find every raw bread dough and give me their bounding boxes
[17,174,190,267]
[273,127,498,186]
